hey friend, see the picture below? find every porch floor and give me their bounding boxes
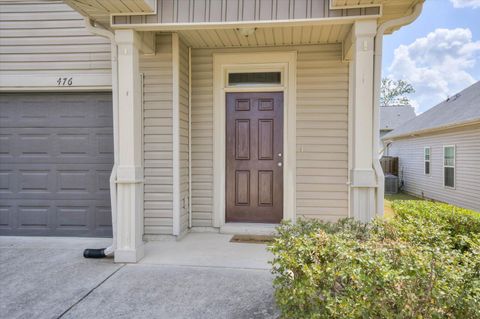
[141,232,272,270]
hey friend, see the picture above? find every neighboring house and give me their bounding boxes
[0,1,114,237]
[380,105,416,154]
[0,0,424,263]
[383,81,480,212]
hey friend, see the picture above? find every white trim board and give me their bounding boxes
[172,33,181,236]
[212,51,297,228]
[0,74,112,91]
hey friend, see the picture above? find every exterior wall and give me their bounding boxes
[112,0,379,25]
[178,38,190,234]
[296,44,349,221]
[388,124,480,212]
[0,0,111,90]
[141,34,174,236]
[188,43,349,228]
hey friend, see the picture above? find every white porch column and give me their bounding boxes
[349,20,378,222]
[114,30,144,262]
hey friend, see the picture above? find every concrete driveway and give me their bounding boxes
[0,234,278,319]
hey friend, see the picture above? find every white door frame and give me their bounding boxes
[212,51,297,228]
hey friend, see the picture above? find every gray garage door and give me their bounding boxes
[0,93,113,237]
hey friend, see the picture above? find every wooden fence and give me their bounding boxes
[381,156,398,176]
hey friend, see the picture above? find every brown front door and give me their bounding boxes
[226,92,283,223]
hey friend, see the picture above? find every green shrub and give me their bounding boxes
[269,215,480,319]
[391,200,480,251]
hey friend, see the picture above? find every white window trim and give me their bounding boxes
[226,69,283,87]
[212,51,297,228]
[424,146,431,175]
[443,145,456,189]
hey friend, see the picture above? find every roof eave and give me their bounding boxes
[383,118,480,141]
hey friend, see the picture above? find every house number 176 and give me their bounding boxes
[57,77,73,86]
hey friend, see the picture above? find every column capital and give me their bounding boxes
[115,29,155,54]
[353,20,377,38]
[343,20,377,60]
[115,29,140,46]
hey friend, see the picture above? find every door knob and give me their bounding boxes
[277,162,282,167]
[278,153,282,157]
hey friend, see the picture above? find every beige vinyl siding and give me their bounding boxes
[0,1,110,78]
[178,37,190,234]
[190,43,349,226]
[296,44,349,221]
[389,124,480,212]
[142,34,174,235]
[191,48,214,227]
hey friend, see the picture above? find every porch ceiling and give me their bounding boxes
[176,24,352,49]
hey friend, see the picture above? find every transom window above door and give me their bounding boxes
[228,72,282,87]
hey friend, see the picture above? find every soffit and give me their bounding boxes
[65,0,155,27]
[176,24,352,49]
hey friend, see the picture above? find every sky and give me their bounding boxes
[382,0,480,113]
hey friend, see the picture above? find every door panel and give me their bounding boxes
[226,92,283,223]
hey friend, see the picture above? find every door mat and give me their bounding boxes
[230,234,275,244]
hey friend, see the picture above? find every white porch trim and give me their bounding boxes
[348,20,378,222]
[212,51,297,229]
[113,29,145,262]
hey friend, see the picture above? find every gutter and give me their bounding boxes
[83,18,119,258]
[372,2,424,216]
[383,118,480,141]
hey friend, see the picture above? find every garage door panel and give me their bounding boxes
[0,128,114,164]
[0,92,113,237]
[0,94,113,129]
[0,163,112,200]
[0,205,13,228]
[0,199,112,237]
[0,169,13,193]
[17,205,51,229]
[0,133,14,161]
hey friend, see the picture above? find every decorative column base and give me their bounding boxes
[350,187,376,223]
[114,166,144,263]
[350,169,377,223]
[115,245,145,263]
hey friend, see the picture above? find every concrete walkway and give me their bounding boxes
[0,234,278,319]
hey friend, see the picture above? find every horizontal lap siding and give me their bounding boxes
[191,48,214,227]
[296,44,349,221]
[389,125,480,212]
[0,1,110,76]
[191,44,349,226]
[179,38,190,234]
[142,34,173,235]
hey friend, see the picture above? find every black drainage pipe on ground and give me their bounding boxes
[83,248,107,259]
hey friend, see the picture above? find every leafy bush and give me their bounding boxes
[269,204,480,319]
[391,200,480,251]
